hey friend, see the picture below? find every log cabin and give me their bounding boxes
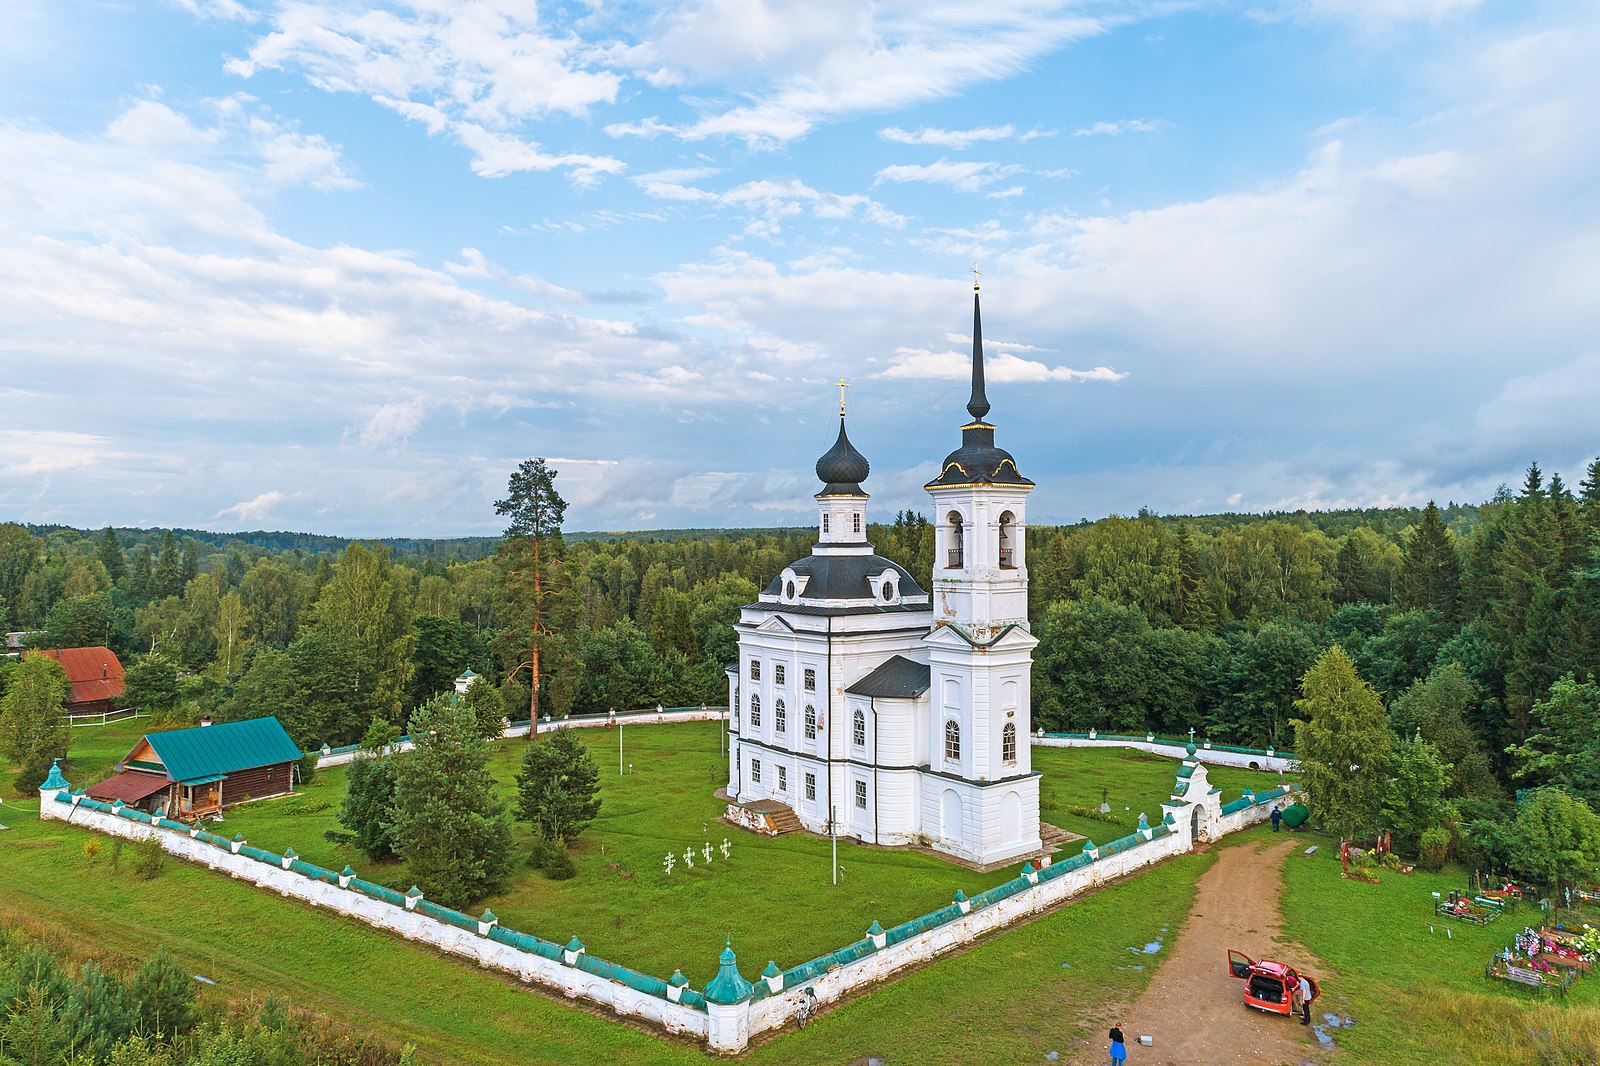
[85,715,303,820]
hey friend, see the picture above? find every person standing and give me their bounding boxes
[1297,974,1314,1025]
[1109,1023,1127,1063]
[1270,804,1283,832]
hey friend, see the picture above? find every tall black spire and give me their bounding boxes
[967,286,990,423]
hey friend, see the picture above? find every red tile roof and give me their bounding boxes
[85,769,170,803]
[37,647,126,708]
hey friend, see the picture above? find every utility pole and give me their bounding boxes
[831,805,839,886]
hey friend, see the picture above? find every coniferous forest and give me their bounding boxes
[2,457,1598,858]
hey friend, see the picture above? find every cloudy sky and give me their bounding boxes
[3,0,1597,537]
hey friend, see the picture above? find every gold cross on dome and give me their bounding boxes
[971,262,982,290]
[836,378,850,416]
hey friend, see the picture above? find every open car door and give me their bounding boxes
[1305,975,1321,1003]
[1227,949,1254,979]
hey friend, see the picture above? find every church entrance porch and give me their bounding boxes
[720,794,803,836]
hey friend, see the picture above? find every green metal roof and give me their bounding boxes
[142,716,302,783]
[177,772,228,786]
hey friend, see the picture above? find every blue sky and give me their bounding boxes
[3,0,1597,536]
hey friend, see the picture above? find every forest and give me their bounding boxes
[1,456,1597,831]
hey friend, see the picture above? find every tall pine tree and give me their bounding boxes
[1398,501,1460,618]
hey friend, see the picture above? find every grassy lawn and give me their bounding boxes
[1281,833,1600,1064]
[189,722,1283,984]
[0,789,1222,1065]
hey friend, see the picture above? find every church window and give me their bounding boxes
[805,773,816,801]
[804,668,816,691]
[750,695,761,726]
[751,759,761,783]
[822,514,830,533]
[852,709,866,748]
[1003,722,1017,764]
[805,704,817,739]
[750,660,760,681]
[775,664,785,685]
[947,512,964,568]
[855,780,867,809]
[853,513,861,534]
[785,581,795,599]
[881,580,893,601]
[775,699,787,734]
[944,720,961,763]
[777,766,787,792]
[999,511,1017,569]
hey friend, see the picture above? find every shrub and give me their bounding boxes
[131,837,166,881]
[82,838,102,862]
[542,836,577,881]
[108,837,124,870]
[1420,825,1451,871]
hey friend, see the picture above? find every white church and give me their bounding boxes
[723,285,1042,867]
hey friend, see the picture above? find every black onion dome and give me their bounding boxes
[816,416,870,495]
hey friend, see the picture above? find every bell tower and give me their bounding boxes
[919,279,1041,865]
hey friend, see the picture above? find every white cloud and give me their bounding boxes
[226,1,625,183]
[880,124,1031,149]
[215,490,287,522]
[0,431,125,478]
[873,159,1024,192]
[878,346,1127,384]
[616,1,1118,146]
[1073,118,1166,137]
[357,400,427,447]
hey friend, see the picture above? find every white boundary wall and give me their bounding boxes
[43,729,1296,1055]
[1034,735,1297,774]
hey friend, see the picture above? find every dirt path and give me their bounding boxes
[1073,837,1323,1066]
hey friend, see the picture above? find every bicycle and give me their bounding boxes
[796,987,819,1028]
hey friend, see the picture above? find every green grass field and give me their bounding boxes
[202,722,1281,983]
[1281,834,1600,1064]
[0,720,1269,1064]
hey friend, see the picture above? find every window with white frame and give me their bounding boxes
[804,667,816,691]
[777,766,787,792]
[804,704,817,739]
[1003,722,1018,764]
[854,780,867,809]
[852,709,865,748]
[775,699,787,734]
[944,719,961,762]
[750,660,760,681]
[822,513,830,532]
[775,663,785,685]
[805,772,816,801]
[750,695,761,726]
[853,513,861,534]
[751,758,761,782]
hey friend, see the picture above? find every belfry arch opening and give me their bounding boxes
[998,510,1018,569]
[946,511,964,569]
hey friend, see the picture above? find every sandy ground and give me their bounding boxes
[1073,837,1326,1066]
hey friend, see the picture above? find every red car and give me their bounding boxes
[1227,949,1319,1016]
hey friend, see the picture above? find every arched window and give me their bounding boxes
[775,699,787,734]
[1002,722,1017,764]
[944,720,961,762]
[947,511,964,569]
[852,709,866,748]
[805,704,817,739]
[750,695,761,727]
[999,511,1017,569]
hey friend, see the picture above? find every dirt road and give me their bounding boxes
[1073,837,1324,1066]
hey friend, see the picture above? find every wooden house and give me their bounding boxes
[37,646,125,717]
[85,716,303,819]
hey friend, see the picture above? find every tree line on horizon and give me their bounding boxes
[2,457,1596,819]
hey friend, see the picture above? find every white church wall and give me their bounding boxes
[1032,735,1297,775]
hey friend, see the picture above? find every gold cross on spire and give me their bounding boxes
[836,378,850,416]
[971,262,982,291]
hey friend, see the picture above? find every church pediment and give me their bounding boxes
[753,615,797,633]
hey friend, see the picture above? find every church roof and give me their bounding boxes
[815,415,870,496]
[925,289,1033,491]
[761,553,925,601]
[845,656,931,698]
